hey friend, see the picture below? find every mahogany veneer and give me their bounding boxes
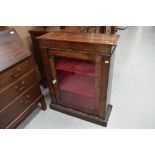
[29,26,117,87]
[38,31,119,126]
[0,29,47,129]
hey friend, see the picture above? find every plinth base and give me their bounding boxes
[50,103,112,127]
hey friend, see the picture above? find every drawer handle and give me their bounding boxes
[15,81,25,91]
[20,95,31,104]
[11,68,21,78]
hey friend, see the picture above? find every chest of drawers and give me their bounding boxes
[0,29,46,129]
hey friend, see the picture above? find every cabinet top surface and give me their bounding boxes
[0,29,31,72]
[37,31,119,46]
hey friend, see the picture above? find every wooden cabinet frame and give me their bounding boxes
[38,31,119,126]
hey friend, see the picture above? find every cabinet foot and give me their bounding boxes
[40,95,47,111]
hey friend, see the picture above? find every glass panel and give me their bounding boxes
[55,57,95,114]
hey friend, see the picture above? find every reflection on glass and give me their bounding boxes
[55,57,95,114]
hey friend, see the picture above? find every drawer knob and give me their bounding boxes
[11,68,21,78]
[15,81,25,91]
[20,95,31,104]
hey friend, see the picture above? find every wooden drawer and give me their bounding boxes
[0,83,42,129]
[0,59,33,92]
[0,70,37,112]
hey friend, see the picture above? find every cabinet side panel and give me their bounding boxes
[99,56,111,118]
[106,52,116,108]
[94,55,102,114]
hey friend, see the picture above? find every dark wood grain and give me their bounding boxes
[37,31,119,45]
[30,26,118,87]
[0,29,46,129]
[29,29,51,87]
[0,70,37,112]
[99,56,111,118]
[48,49,96,61]
[94,55,102,114]
[0,83,42,129]
[40,48,57,105]
[50,103,112,127]
[0,29,31,72]
[38,31,119,126]
[49,56,61,104]
[0,59,33,92]
[29,29,50,73]
[61,26,117,34]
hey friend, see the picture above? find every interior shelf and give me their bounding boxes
[59,73,94,98]
[56,58,95,77]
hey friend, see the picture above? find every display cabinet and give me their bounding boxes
[30,26,117,88]
[38,31,119,126]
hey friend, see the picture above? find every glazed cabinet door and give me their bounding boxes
[48,50,103,116]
